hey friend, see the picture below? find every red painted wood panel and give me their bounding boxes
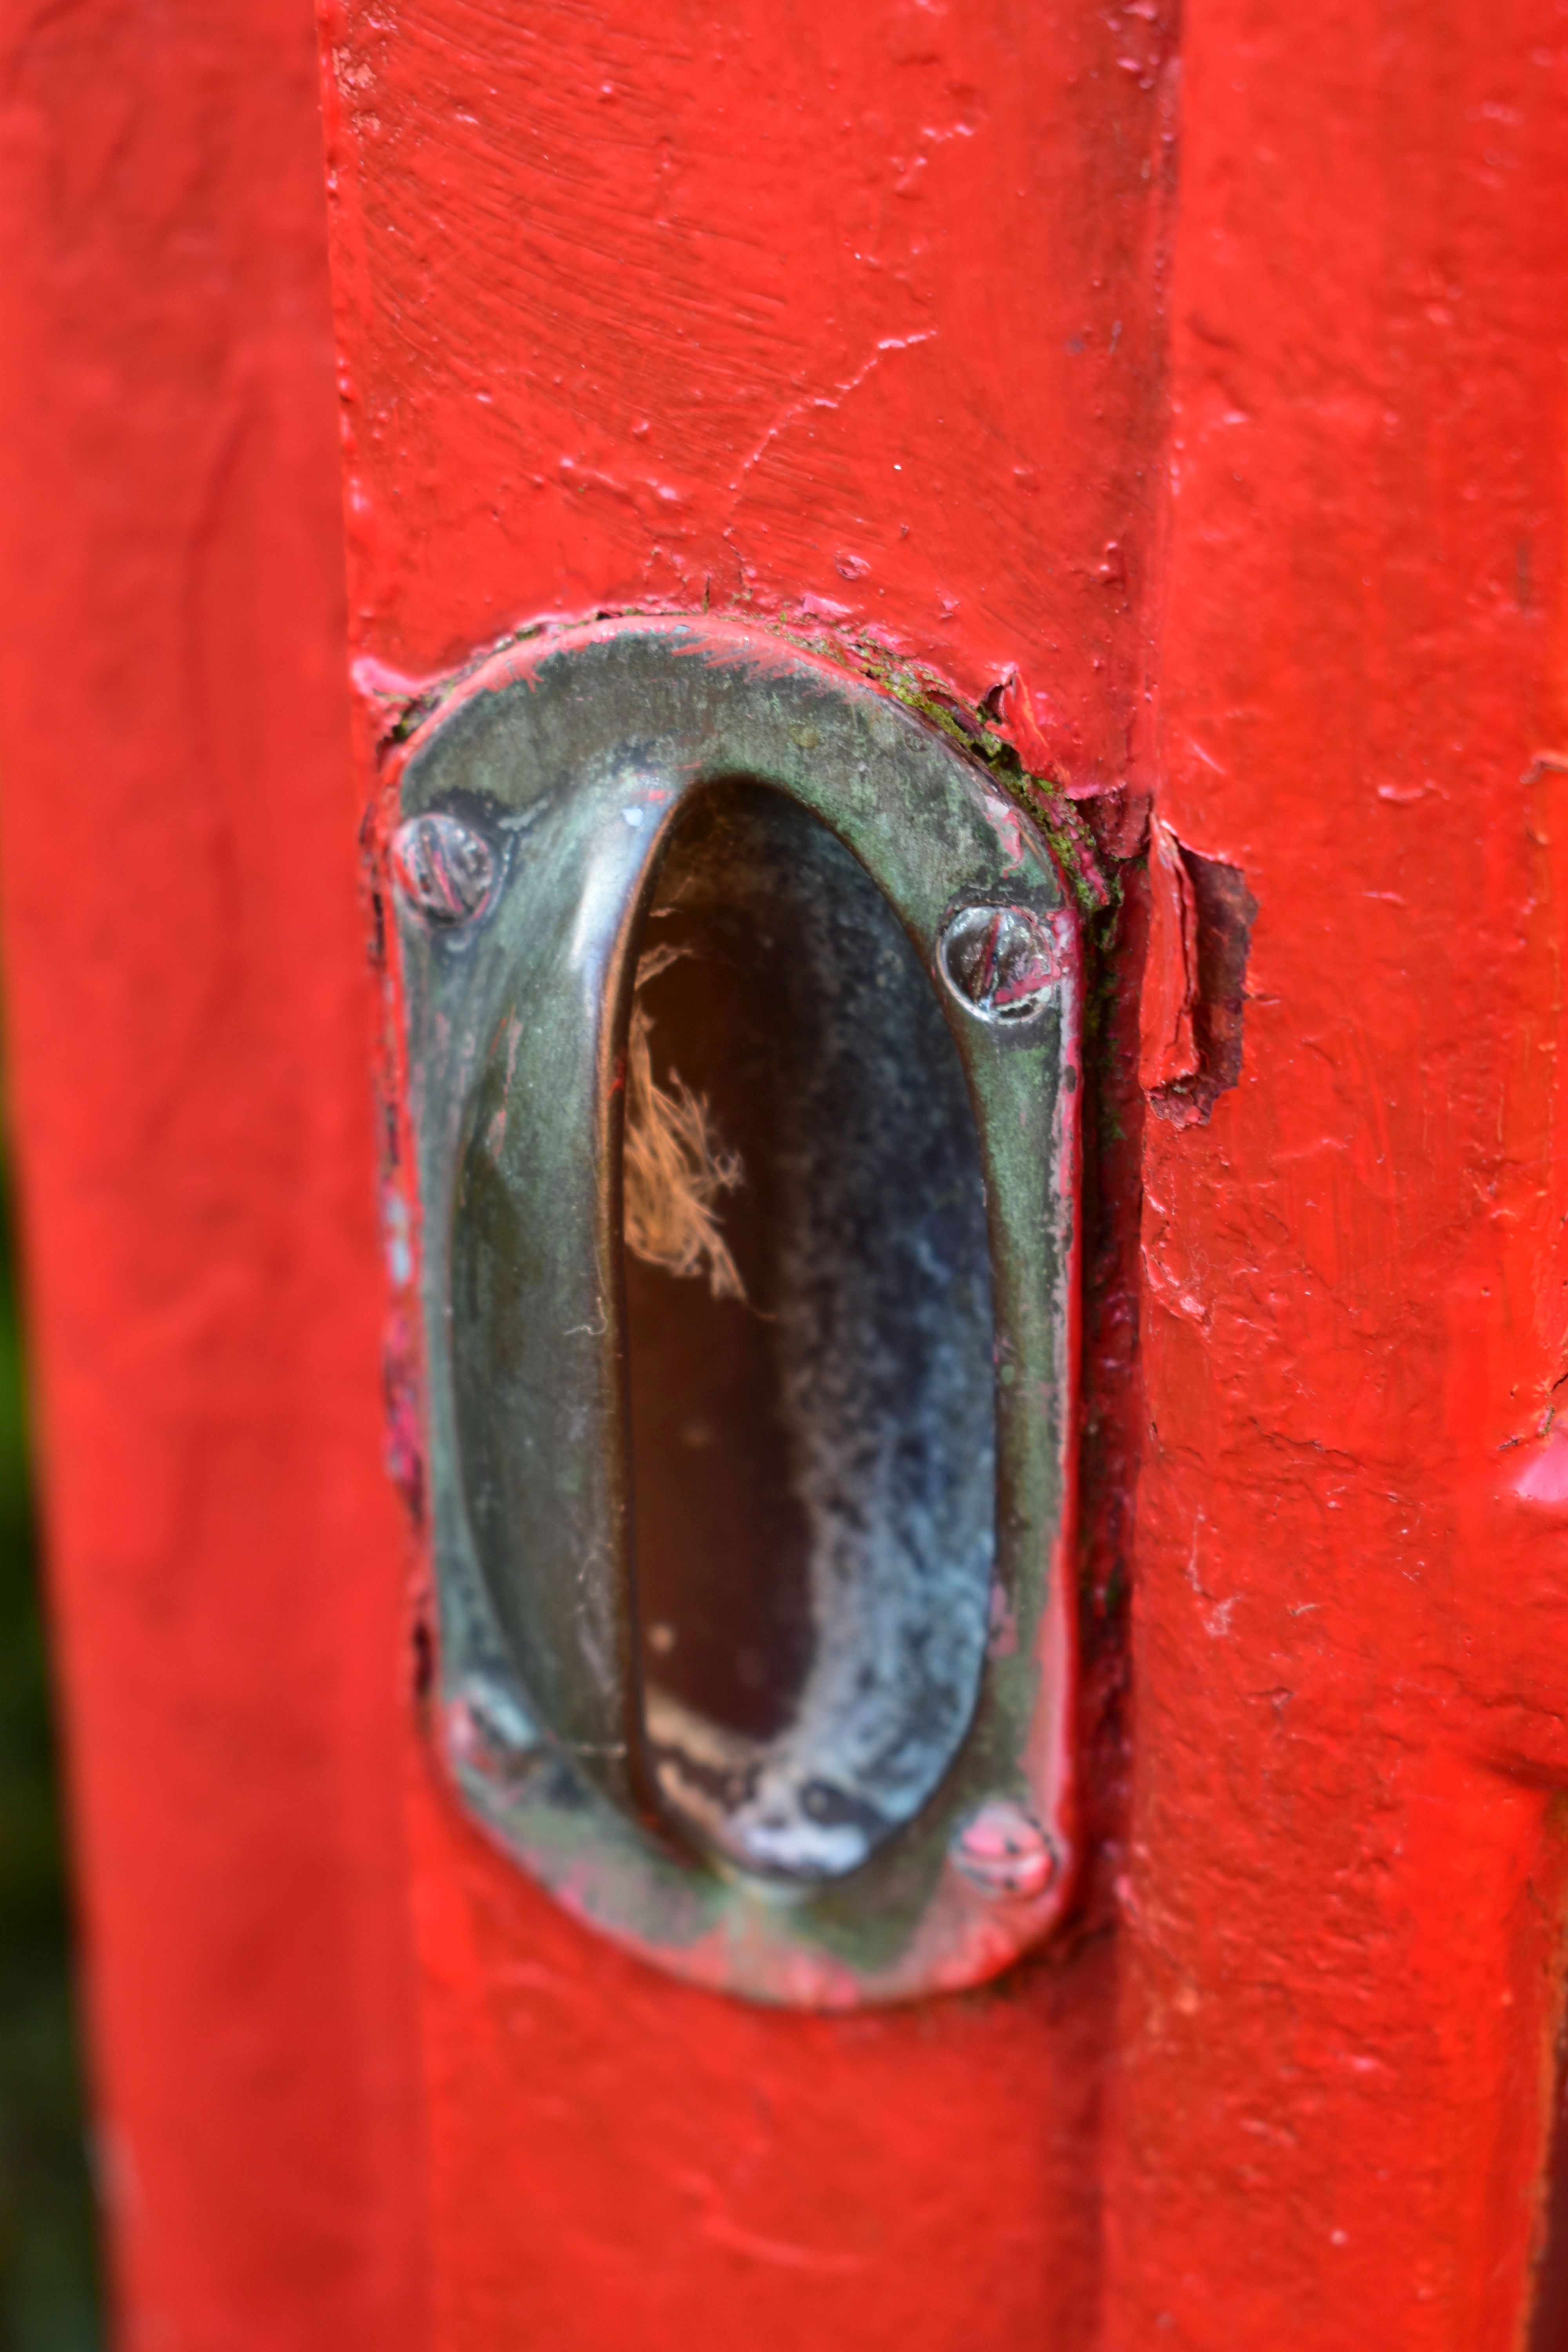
[0,0,1566,2343]
[1111,2,1568,2342]
[314,0,1568,2335]
[0,1,425,2343]
[318,0,1171,2341]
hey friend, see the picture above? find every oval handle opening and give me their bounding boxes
[624,783,995,1881]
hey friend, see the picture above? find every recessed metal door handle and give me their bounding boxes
[386,618,1081,2006]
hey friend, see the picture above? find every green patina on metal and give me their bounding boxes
[367,608,1115,922]
[389,617,1082,2007]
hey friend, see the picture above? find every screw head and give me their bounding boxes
[392,811,497,926]
[938,902,1065,1023]
[951,1800,1057,1898]
[446,1674,539,1787]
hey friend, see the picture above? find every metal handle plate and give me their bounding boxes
[386,617,1081,2006]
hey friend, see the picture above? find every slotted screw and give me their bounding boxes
[392,812,497,926]
[951,1799,1057,1898]
[938,902,1063,1023]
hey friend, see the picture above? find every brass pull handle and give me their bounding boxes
[388,618,1081,2006]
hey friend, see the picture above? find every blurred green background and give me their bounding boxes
[0,1163,100,2349]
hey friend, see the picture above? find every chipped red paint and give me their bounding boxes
[1139,818,1201,1094]
[0,0,1564,2342]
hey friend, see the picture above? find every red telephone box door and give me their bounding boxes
[1,0,1566,2345]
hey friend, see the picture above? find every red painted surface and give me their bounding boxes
[0,1,425,2344]
[0,0,1565,2341]
[1110,3,1568,2339]
[321,1,1168,2339]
